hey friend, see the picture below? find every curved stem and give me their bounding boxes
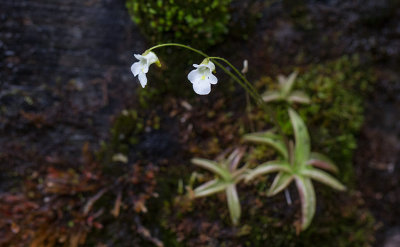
[208,57,285,138]
[208,57,259,100]
[148,44,261,105]
[147,43,286,141]
[148,43,208,58]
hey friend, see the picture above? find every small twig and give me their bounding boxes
[83,187,109,216]
[135,216,164,247]
[111,191,122,217]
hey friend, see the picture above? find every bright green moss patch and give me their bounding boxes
[126,0,231,48]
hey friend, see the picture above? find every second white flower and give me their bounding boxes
[187,60,218,95]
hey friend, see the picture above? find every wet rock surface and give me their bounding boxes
[0,0,145,189]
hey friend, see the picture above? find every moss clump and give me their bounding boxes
[238,192,375,247]
[256,55,374,184]
[126,0,231,49]
[97,109,161,169]
[161,182,375,247]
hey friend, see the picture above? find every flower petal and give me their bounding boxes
[207,61,216,72]
[145,51,159,64]
[208,73,218,85]
[188,69,201,84]
[138,72,147,88]
[140,63,149,74]
[131,62,141,76]
[134,54,143,60]
[193,81,211,95]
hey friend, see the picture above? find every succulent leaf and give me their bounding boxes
[307,152,339,174]
[194,179,228,198]
[289,108,310,167]
[268,172,294,196]
[262,91,281,103]
[243,132,288,159]
[301,169,346,191]
[281,71,298,97]
[245,161,291,182]
[295,176,316,230]
[288,90,311,104]
[191,158,231,181]
[226,184,241,226]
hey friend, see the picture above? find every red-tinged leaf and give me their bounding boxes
[302,168,346,191]
[226,184,241,226]
[245,161,291,182]
[307,152,339,174]
[295,176,316,230]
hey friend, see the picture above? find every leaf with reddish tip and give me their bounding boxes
[191,158,231,181]
[307,152,339,174]
[302,169,346,191]
[268,172,294,196]
[243,132,288,159]
[289,109,310,167]
[295,176,316,230]
[226,184,241,225]
[245,161,291,182]
[194,179,227,198]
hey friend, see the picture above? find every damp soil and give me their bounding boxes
[0,0,399,246]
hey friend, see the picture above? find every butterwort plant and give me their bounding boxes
[244,108,346,230]
[130,43,346,230]
[188,148,248,225]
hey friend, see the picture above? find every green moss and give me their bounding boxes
[96,108,162,170]
[239,194,375,247]
[161,184,375,246]
[97,110,143,160]
[126,0,232,49]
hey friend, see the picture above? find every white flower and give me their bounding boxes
[187,60,218,95]
[131,51,159,88]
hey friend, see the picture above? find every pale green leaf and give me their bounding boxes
[307,152,339,174]
[226,184,241,225]
[289,108,310,167]
[281,71,298,97]
[192,158,231,181]
[245,161,291,182]
[243,132,288,159]
[302,169,346,191]
[194,179,227,198]
[295,176,316,230]
[288,90,311,104]
[268,172,294,196]
[226,147,245,172]
[262,91,281,103]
